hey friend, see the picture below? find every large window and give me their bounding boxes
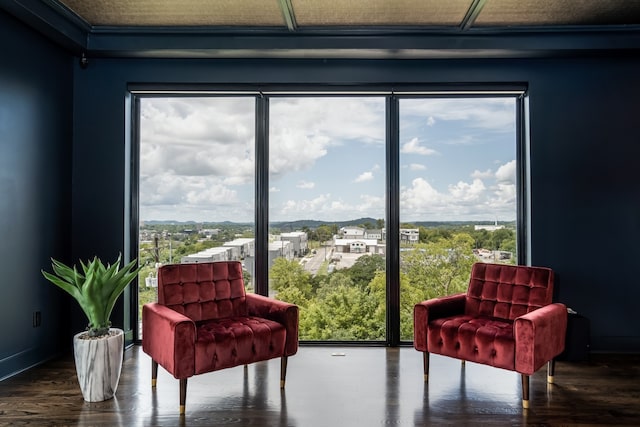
[398,97,518,340]
[136,97,255,339]
[133,90,524,344]
[268,97,386,341]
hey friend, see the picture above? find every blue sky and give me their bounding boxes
[140,96,516,224]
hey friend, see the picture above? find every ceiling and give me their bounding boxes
[54,0,640,29]
[4,0,640,58]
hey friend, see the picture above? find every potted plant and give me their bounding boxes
[42,254,141,402]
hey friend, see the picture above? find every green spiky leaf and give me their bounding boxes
[42,254,142,337]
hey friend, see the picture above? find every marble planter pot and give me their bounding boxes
[73,328,124,402]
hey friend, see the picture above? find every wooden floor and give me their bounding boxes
[0,346,638,426]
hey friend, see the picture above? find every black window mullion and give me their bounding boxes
[386,95,401,346]
[516,94,529,266]
[255,95,269,296]
[129,94,142,344]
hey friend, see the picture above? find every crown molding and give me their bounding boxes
[3,0,640,59]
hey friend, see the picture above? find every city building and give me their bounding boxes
[279,231,308,257]
[400,229,420,244]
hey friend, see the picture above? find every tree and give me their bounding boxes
[316,272,353,299]
[346,254,385,290]
[315,225,333,242]
[500,237,516,254]
[419,226,453,244]
[401,233,475,300]
[270,258,312,298]
[491,228,515,251]
[301,274,383,340]
[469,228,491,249]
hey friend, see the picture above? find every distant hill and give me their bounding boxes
[142,218,515,229]
[271,217,379,230]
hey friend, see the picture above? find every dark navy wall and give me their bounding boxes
[0,10,73,379]
[527,60,640,351]
[72,56,640,352]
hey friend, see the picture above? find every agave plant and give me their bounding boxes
[42,254,142,338]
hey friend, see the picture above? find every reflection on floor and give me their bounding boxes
[0,345,638,426]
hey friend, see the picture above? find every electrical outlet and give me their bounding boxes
[33,311,41,327]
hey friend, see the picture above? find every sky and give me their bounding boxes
[139,95,516,224]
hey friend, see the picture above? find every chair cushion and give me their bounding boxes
[159,262,248,322]
[428,315,515,371]
[465,263,554,320]
[194,316,286,374]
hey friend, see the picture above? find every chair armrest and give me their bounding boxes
[514,303,568,375]
[246,293,299,356]
[142,303,196,379]
[413,293,466,352]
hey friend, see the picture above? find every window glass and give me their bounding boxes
[268,97,387,341]
[137,97,255,338]
[399,97,518,340]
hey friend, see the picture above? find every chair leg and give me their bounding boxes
[179,379,187,415]
[547,359,556,384]
[521,374,530,409]
[280,356,288,389]
[423,352,430,382]
[151,360,158,387]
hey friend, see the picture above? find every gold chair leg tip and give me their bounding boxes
[280,380,285,388]
[424,374,429,382]
[522,399,530,409]
[151,379,157,387]
[547,375,555,384]
[179,405,185,415]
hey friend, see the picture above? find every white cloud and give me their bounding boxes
[471,169,494,179]
[495,160,516,184]
[448,179,486,202]
[296,180,315,189]
[443,135,475,146]
[280,194,331,216]
[401,137,437,155]
[139,97,517,223]
[274,192,385,222]
[268,98,385,180]
[354,171,374,183]
[401,98,516,132]
[400,174,515,222]
[486,160,517,211]
[140,98,255,186]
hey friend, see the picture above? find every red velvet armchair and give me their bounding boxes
[414,262,567,408]
[142,261,299,414]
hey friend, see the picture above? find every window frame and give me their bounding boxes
[128,85,529,346]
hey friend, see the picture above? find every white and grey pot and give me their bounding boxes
[73,328,124,402]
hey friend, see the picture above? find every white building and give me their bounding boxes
[223,238,255,259]
[268,240,293,268]
[181,246,232,264]
[400,228,419,244]
[339,226,365,239]
[280,231,308,257]
[364,229,383,241]
[334,238,381,254]
[474,219,505,232]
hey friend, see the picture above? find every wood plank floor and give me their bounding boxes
[0,345,638,426]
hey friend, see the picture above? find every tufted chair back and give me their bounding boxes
[465,262,554,321]
[157,261,248,322]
